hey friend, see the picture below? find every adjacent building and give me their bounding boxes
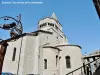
[83,50,100,74]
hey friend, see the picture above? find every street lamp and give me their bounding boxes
[0,15,23,75]
[0,15,23,39]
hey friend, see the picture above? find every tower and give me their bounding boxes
[38,12,67,44]
[38,12,62,32]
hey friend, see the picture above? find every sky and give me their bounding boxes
[0,0,100,55]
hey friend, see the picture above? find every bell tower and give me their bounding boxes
[38,12,68,43]
[38,12,62,32]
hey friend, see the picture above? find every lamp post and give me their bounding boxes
[0,14,23,74]
[0,15,23,38]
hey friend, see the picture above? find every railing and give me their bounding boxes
[66,57,100,75]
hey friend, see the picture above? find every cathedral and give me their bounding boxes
[2,13,83,75]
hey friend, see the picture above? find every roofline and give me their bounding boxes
[43,46,62,51]
[0,33,30,44]
[32,30,52,34]
[38,17,62,26]
[83,54,100,59]
[0,30,52,44]
[55,44,82,49]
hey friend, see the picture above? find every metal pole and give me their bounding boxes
[17,37,23,75]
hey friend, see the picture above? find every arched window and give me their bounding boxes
[44,59,47,69]
[48,23,54,27]
[56,55,58,67]
[12,47,16,61]
[40,23,47,28]
[65,56,71,68]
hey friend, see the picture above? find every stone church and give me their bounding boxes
[2,13,83,75]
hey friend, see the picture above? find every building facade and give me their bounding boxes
[83,50,100,74]
[2,13,83,75]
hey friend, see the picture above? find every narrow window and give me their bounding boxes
[56,36,58,39]
[65,56,71,68]
[40,25,42,28]
[41,23,47,27]
[48,23,54,27]
[44,59,47,69]
[55,25,58,30]
[12,47,16,61]
[56,55,58,67]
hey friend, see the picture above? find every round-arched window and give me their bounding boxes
[65,56,71,68]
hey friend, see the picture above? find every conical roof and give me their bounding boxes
[51,12,58,20]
